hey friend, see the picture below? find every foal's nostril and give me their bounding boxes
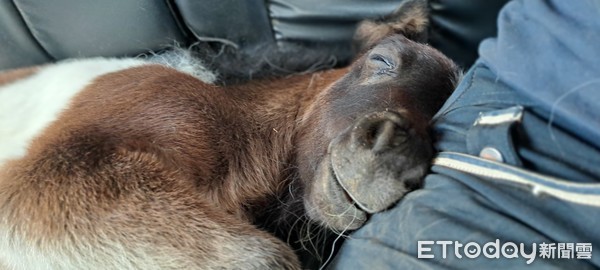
[352,112,408,153]
[372,120,396,152]
[371,119,407,153]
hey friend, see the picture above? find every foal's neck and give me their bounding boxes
[215,68,348,220]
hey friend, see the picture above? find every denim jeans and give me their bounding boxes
[329,59,600,269]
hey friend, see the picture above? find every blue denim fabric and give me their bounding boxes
[330,0,600,268]
[479,0,600,152]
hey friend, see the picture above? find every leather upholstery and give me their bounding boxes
[0,0,510,71]
[0,1,51,69]
[175,0,274,49]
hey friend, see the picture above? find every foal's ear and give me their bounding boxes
[354,0,429,51]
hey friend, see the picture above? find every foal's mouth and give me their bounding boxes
[321,156,368,230]
[329,162,358,206]
[329,158,368,213]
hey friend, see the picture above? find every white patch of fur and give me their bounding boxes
[0,225,291,269]
[0,230,152,270]
[0,58,146,167]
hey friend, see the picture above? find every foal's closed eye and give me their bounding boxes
[370,54,395,69]
[369,54,397,75]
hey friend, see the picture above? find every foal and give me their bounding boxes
[0,1,459,269]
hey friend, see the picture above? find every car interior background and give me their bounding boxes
[1,0,509,73]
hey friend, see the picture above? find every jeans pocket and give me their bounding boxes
[466,106,524,167]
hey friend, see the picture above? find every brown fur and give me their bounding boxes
[0,66,39,86]
[0,65,352,269]
[354,0,429,51]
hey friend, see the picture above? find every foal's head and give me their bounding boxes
[296,0,460,230]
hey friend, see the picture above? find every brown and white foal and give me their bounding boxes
[0,2,459,269]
